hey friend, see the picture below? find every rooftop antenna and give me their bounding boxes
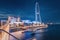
[35,2,42,24]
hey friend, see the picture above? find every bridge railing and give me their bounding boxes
[0,29,20,40]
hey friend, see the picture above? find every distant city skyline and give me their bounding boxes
[0,0,60,23]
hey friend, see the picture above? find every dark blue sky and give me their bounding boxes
[0,0,60,23]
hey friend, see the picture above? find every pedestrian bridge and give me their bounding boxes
[0,20,48,40]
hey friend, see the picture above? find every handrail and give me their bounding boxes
[0,29,20,40]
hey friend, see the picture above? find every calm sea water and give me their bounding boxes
[24,24,60,40]
[10,24,60,40]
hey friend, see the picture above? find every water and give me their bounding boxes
[45,24,60,40]
[10,24,60,40]
[24,24,60,40]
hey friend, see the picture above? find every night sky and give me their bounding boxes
[0,0,60,23]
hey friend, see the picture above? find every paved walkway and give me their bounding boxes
[10,31,25,40]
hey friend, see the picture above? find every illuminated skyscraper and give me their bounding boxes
[35,2,42,24]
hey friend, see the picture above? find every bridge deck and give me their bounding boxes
[0,23,48,40]
[10,31,25,40]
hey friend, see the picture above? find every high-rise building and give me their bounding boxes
[35,2,42,24]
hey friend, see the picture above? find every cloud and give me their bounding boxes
[0,13,14,18]
[0,10,16,18]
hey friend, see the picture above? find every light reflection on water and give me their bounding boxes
[10,29,47,40]
[33,29,48,40]
[10,24,60,40]
[34,32,44,40]
[23,29,47,40]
